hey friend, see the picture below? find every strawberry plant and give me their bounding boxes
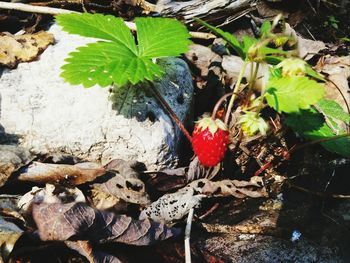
[56,13,191,87]
[56,13,193,141]
[193,15,350,166]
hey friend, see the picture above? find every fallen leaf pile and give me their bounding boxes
[32,202,179,244]
[0,31,54,68]
[0,155,268,262]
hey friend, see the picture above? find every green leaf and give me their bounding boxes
[56,13,191,87]
[305,65,325,82]
[264,55,284,65]
[258,46,288,56]
[265,76,324,113]
[136,17,191,58]
[317,99,350,123]
[194,18,244,59]
[269,67,282,79]
[260,21,272,37]
[56,13,137,53]
[242,35,257,54]
[286,109,350,157]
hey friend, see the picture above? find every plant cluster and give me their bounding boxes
[56,13,350,168]
[193,15,350,166]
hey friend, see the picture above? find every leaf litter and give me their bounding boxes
[0,31,54,68]
[1,4,350,262]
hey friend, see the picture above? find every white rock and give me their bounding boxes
[0,24,193,169]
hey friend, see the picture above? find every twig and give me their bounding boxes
[326,78,350,114]
[185,208,194,263]
[288,182,350,199]
[198,202,220,220]
[303,24,317,41]
[0,1,76,14]
[189,31,216,40]
[0,1,215,40]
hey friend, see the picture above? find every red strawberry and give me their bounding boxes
[192,116,229,167]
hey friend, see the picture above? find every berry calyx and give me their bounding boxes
[192,116,230,167]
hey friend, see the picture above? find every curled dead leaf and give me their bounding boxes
[0,31,54,68]
[32,202,179,245]
[139,186,204,224]
[140,176,267,224]
[92,159,150,206]
[17,162,106,186]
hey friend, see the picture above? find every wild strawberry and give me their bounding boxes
[192,116,229,167]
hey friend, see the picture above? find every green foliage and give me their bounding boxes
[260,21,272,37]
[56,13,191,87]
[285,108,350,157]
[305,65,326,82]
[195,17,292,63]
[317,99,350,123]
[324,15,339,29]
[196,15,349,156]
[194,18,245,58]
[265,76,324,113]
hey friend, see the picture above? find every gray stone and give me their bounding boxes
[0,24,193,170]
[199,234,344,263]
[0,144,33,187]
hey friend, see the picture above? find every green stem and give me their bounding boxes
[250,62,260,91]
[224,61,248,125]
[245,62,260,107]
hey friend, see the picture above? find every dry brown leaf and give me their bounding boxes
[88,187,128,212]
[0,31,54,68]
[32,202,179,245]
[0,215,23,262]
[17,162,106,185]
[92,159,150,206]
[139,185,204,224]
[65,240,123,263]
[140,177,267,224]
[198,176,267,199]
[316,55,350,109]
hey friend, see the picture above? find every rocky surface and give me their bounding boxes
[198,234,344,263]
[0,24,193,170]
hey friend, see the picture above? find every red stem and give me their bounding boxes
[149,83,192,142]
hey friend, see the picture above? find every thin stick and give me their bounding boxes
[184,208,194,263]
[149,83,192,142]
[288,182,350,199]
[0,1,76,14]
[0,1,215,39]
